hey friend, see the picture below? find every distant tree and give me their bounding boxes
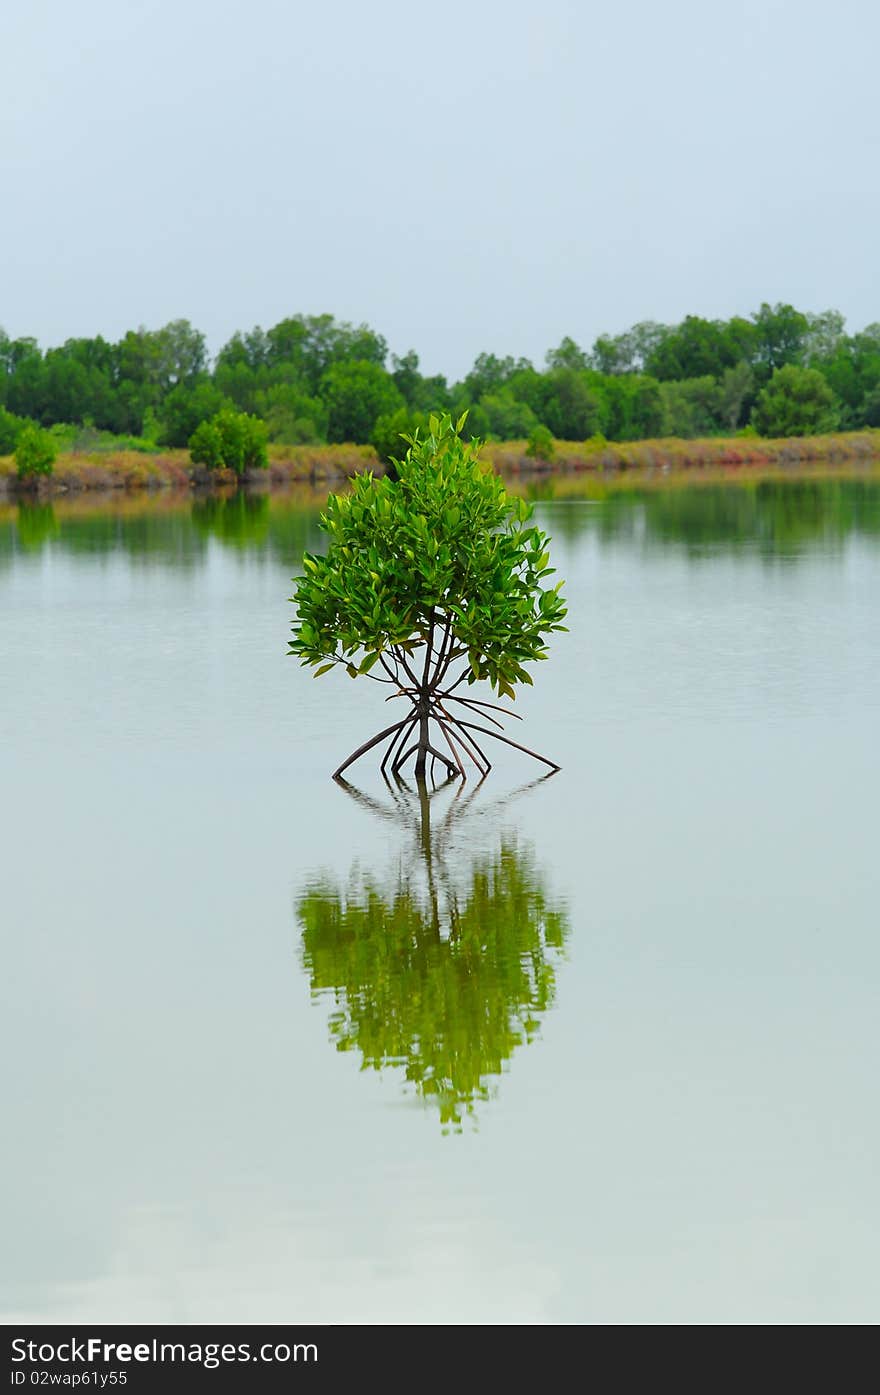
[861,382,880,427]
[545,337,588,372]
[462,352,533,402]
[0,328,10,402]
[751,365,840,437]
[479,390,539,440]
[659,376,722,437]
[804,309,847,364]
[154,319,208,389]
[15,422,57,479]
[370,406,428,465]
[113,328,164,392]
[537,369,605,439]
[390,350,422,405]
[815,326,880,426]
[38,350,114,428]
[0,406,26,454]
[6,351,48,422]
[602,374,664,439]
[725,315,760,365]
[647,316,742,381]
[188,409,268,475]
[213,359,260,413]
[254,384,328,444]
[160,379,231,447]
[717,362,754,432]
[112,380,158,437]
[215,327,270,373]
[751,302,809,373]
[5,336,41,372]
[450,399,491,442]
[591,321,670,375]
[320,360,404,443]
[590,333,631,376]
[525,423,555,462]
[266,314,387,393]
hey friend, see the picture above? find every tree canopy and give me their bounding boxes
[2,302,879,456]
[751,364,840,438]
[289,413,567,779]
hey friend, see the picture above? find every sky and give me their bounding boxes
[3,0,878,379]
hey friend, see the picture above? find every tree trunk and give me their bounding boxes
[414,607,436,780]
[414,705,430,778]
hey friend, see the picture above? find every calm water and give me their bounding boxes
[1,475,878,1324]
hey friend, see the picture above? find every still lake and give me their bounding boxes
[1,473,878,1324]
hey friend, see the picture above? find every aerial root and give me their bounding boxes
[332,692,558,780]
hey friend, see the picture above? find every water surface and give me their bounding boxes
[2,474,878,1323]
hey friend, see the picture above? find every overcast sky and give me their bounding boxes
[3,0,878,378]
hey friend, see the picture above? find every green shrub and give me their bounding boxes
[290,412,567,780]
[525,424,555,462]
[751,365,840,437]
[188,409,268,475]
[0,407,27,455]
[15,423,57,479]
[371,407,428,465]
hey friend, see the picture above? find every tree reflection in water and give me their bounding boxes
[296,776,569,1131]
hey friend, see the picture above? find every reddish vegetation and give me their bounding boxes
[0,443,384,496]
[483,430,880,476]
[1,431,878,498]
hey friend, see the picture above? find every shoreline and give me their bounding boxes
[1,430,878,500]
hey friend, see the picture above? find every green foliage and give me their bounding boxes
[15,422,57,479]
[863,383,880,427]
[525,423,555,462]
[647,315,745,381]
[370,406,428,465]
[717,362,755,432]
[3,301,876,450]
[545,336,589,372]
[751,302,809,373]
[253,383,328,444]
[602,373,665,440]
[591,321,670,374]
[659,376,722,437]
[320,360,405,443]
[0,406,26,455]
[262,313,388,393]
[187,419,224,470]
[535,368,605,439]
[188,409,268,474]
[160,378,231,448]
[290,413,567,701]
[479,390,538,440]
[751,365,840,437]
[463,351,533,401]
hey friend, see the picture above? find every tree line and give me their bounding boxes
[1,304,879,458]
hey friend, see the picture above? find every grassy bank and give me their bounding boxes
[0,442,380,496]
[1,430,879,498]
[484,429,880,475]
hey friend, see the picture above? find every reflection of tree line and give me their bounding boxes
[0,493,325,568]
[541,477,880,555]
[297,778,568,1131]
[1,478,879,569]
